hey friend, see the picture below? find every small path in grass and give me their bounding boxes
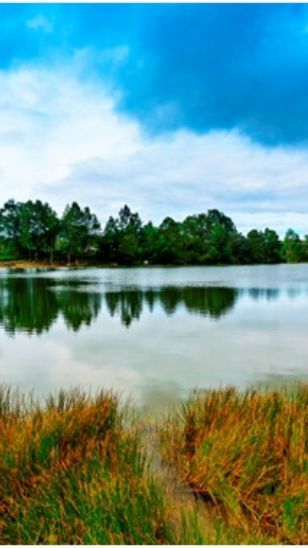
[141,421,213,540]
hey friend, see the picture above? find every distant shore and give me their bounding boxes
[0,259,107,269]
[0,259,68,269]
[0,259,307,270]
[1,259,308,270]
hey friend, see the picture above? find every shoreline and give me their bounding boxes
[0,259,307,270]
[0,260,65,269]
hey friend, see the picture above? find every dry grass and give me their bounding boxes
[1,384,307,544]
[0,386,203,545]
[160,385,308,544]
[0,260,60,269]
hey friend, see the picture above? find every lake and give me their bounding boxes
[0,264,307,413]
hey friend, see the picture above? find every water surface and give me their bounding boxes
[0,265,307,413]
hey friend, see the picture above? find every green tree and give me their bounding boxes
[58,202,101,264]
[246,230,265,263]
[281,229,303,263]
[262,228,282,263]
[0,200,59,261]
[118,205,142,234]
[19,200,60,261]
[101,205,143,265]
[157,217,186,264]
[101,216,120,263]
[139,222,161,264]
[0,199,23,257]
[181,214,209,263]
[231,232,251,264]
[204,210,237,264]
[301,235,308,261]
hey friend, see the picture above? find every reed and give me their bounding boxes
[0,386,201,544]
[1,385,307,544]
[160,385,308,544]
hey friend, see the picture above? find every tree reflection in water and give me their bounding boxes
[0,275,241,333]
[0,277,102,335]
[0,274,290,333]
[105,287,238,327]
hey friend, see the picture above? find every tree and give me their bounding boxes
[101,205,143,265]
[118,205,142,234]
[203,209,237,264]
[139,222,160,263]
[101,216,120,262]
[19,200,60,261]
[0,199,23,257]
[0,198,307,266]
[58,202,101,264]
[231,232,251,264]
[262,228,282,263]
[157,217,186,264]
[301,235,308,262]
[0,200,60,261]
[181,214,209,263]
[246,230,266,263]
[206,209,236,233]
[281,229,303,263]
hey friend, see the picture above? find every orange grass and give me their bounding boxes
[1,385,307,544]
[0,386,203,545]
[160,385,308,544]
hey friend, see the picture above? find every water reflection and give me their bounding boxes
[0,266,307,408]
[0,276,239,334]
[0,278,102,335]
[0,274,306,334]
[56,288,102,332]
[105,287,238,327]
[247,288,280,301]
[0,278,58,334]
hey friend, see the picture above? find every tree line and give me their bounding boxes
[0,199,307,265]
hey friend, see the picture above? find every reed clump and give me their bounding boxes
[160,385,308,544]
[0,386,202,545]
[1,385,307,544]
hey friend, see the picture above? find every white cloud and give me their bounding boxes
[0,60,308,235]
[27,14,54,34]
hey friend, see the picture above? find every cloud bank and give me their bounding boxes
[0,61,308,236]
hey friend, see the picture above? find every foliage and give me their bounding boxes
[281,229,304,263]
[58,202,101,263]
[1,198,308,265]
[0,200,59,261]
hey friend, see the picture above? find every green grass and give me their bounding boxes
[160,385,308,544]
[0,387,202,544]
[0,385,307,544]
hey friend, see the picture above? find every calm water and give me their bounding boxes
[0,264,307,413]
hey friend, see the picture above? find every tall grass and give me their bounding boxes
[0,386,202,545]
[160,385,308,544]
[1,385,307,544]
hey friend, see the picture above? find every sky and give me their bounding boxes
[0,3,308,235]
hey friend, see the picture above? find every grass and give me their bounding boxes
[160,385,308,544]
[0,386,202,545]
[0,385,307,544]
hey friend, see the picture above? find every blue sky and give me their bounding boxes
[0,4,308,235]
